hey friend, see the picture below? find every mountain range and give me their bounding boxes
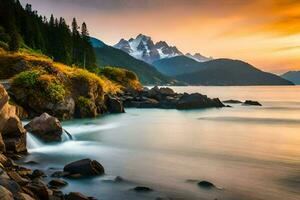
[114,34,212,63]
[90,35,294,86]
[90,37,173,85]
[281,71,300,85]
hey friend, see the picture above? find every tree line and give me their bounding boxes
[0,0,96,70]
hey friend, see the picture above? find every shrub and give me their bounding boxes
[12,70,40,88]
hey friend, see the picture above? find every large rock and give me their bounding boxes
[63,159,105,178]
[176,93,224,109]
[24,113,63,143]
[105,95,124,113]
[0,185,13,200]
[0,84,27,153]
[65,192,90,200]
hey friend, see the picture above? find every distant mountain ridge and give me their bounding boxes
[174,58,294,86]
[153,55,207,76]
[114,34,211,63]
[281,71,300,85]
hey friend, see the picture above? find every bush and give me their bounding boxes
[98,66,141,90]
[12,70,40,88]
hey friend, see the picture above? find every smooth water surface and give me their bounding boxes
[24,86,300,200]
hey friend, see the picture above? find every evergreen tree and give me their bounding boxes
[0,0,97,70]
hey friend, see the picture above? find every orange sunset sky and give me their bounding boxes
[20,0,300,74]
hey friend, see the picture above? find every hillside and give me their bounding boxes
[153,55,206,76]
[94,45,172,85]
[0,48,141,119]
[281,71,300,85]
[175,59,294,86]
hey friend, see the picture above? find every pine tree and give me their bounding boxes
[9,30,20,51]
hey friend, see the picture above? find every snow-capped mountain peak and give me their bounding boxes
[114,34,212,63]
[114,34,182,63]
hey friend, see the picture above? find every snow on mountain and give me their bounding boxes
[114,34,183,63]
[185,53,213,62]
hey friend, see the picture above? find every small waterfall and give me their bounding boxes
[62,129,74,141]
[27,133,44,150]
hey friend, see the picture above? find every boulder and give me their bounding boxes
[176,93,224,110]
[0,178,21,194]
[25,179,52,200]
[63,159,105,178]
[0,84,27,153]
[159,87,175,96]
[24,113,63,143]
[0,185,13,200]
[243,100,262,106]
[105,95,124,113]
[48,179,68,188]
[65,192,90,200]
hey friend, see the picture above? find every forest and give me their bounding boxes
[0,0,96,71]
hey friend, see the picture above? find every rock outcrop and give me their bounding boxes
[122,86,225,110]
[63,159,105,178]
[0,84,27,153]
[243,100,262,106]
[24,113,63,143]
[105,95,125,113]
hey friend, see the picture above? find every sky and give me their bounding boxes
[19,0,300,74]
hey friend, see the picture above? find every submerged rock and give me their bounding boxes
[63,159,105,178]
[24,113,63,143]
[197,181,217,189]
[243,100,262,106]
[133,186,153,192]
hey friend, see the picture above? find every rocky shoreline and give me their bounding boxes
[1,82,263,200]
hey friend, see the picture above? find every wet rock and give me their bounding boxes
[105,95,125,113]
[7,171,29,186]
[133,186,153,192]
[0,177,21,193]
[223,99,242,104]
[63,159,105,178]
[17,192,35,200]
[51,171,70,178]
[2,116,27,138]
[25,179,53,200]
[176,93,224,110]
[102,175,124,183]
[48,179,68,188]
[24,113,63,143]
[31,169,46,179]
[243,100,262,106]
[197,181,216,189]
[65,192,90,200]
[158,87,175,96]
[0,185,13,200]
[3,132,27,153]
